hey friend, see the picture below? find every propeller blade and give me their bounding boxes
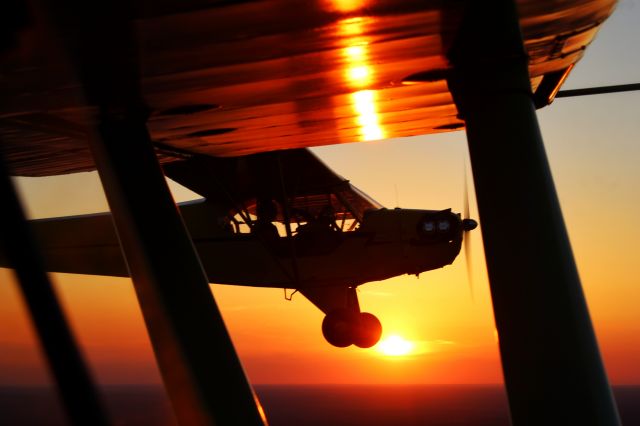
[556,82,640,98]
[462,163,478,230]
[463,164,470,220]
[464,229,474,301]
[463,163,474,301]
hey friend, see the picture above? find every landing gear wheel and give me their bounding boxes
[353,312,382,349]
[322,309,356,348]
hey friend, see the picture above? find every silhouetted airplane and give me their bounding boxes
[0,148,478,348]
[1,0,635,425]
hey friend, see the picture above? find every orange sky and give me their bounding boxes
[2,0,640,389]
[2,126,639,387]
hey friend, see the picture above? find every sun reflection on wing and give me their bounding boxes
[345,45,366,59]
[336,16,368,35]
[352,90,384,141]
[339,18,385,141]
[348,66,371,85]
[340,22,370,89]
[323,0,368,14]
[377,335,415,356]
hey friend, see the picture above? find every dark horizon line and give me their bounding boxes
[3,383,639,388]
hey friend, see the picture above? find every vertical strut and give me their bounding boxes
[445,1,620,425]
[0,152,109,426]
[40,1,267,424]
[90,111,266,426]
[1,8,108,423]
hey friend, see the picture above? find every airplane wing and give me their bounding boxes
[0,199,227,278]
[0,0,616,177]
[0,148,380,277]
[162,148,383,223]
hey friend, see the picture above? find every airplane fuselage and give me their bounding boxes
[0,204,462,291]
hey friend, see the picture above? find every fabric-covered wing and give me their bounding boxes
[0,200,226,277]
[163,148,382,222]
[0,213,129,277]
[0,0,617,177]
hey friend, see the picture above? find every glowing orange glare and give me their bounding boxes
[345,45,366,59]
[254,395,268,423]
[337,17,366,36]
[343,42,372,88]
[348,66,371,85]
[378,335,415,356]
[353,90,375,117]
[336,12,385,141]
[326,0,368,14]
[352,90,384,141]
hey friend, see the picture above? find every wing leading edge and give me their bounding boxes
[163,148,382,223]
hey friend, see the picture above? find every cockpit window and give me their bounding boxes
[229,190,368,235]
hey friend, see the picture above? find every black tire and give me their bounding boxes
[322,309,356,348]
[353,312,382,349]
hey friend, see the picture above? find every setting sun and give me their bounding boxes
[377,335,414,356]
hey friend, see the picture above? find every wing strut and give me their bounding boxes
[39,1,267,424]
[277,154,302,288]
[0,6,109,426]
[445,1,619,425]
[0,153,110,426]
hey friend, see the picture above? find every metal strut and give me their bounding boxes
[277,154,302,288]
[0,7,109,425]
[445,1,620,425]
[284,288,298,301]
[40,0,268,424]
[0,152,110,426]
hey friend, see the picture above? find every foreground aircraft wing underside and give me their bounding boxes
[0,0,617,177]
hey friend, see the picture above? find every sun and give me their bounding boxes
[377,335,414,356]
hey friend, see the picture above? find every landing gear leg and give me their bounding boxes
[300,286,383,348]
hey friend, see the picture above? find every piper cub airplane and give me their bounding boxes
[1,147,476,348]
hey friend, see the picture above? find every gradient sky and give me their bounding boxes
[1,0,639,388]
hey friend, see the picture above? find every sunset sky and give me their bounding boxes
[1,0,639,389]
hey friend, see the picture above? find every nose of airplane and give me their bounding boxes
[462,218,478,231]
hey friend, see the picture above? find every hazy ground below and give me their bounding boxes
[1,385,638,425]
